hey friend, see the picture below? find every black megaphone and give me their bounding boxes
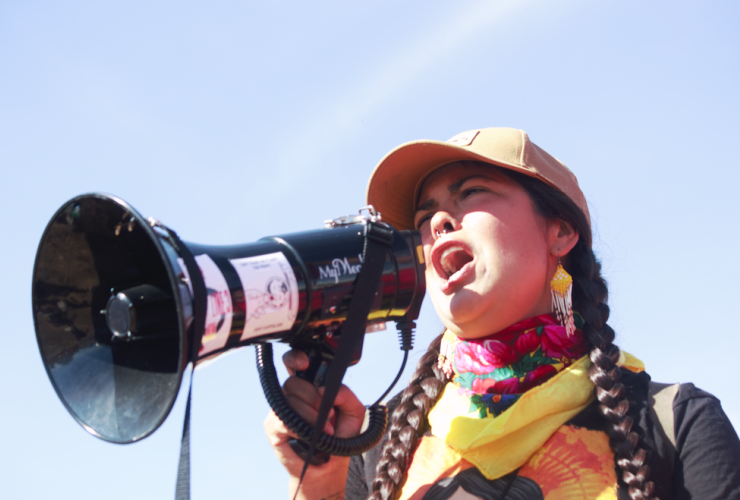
[32,193,425,453]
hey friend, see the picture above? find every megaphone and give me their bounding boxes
[32,193,425,450]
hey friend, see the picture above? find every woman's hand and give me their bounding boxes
[264,349,366,500]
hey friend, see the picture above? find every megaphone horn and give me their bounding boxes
[32,193,425,446]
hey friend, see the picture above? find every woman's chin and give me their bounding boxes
[436,292,493,338]
[431,283,512,337]
[442,296,533,340]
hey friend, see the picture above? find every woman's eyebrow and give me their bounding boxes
[416,198,437,213]
[415,174,496,213]
[448,174,493,193]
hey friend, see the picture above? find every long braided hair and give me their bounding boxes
[367,164,656,500]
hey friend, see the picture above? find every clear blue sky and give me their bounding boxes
[2,1,738,498]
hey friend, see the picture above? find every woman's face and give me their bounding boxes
[414,162,566,339]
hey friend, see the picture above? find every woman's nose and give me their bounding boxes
[430,211,460,240]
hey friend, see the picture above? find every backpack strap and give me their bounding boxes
[648,381,679,473]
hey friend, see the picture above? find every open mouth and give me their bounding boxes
[438,245,474,279]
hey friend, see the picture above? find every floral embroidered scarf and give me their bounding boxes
[438,313,588,418]
[420,314,646,488]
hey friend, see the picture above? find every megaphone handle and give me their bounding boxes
[294,347,331,387]
[289,352,332,464]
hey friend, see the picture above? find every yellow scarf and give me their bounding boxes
[426,350,644,481]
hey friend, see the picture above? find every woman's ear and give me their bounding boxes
[548,219,579,257]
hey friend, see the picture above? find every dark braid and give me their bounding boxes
[368,334,450,500]
[367,162,657,500]
[512,170,658,500]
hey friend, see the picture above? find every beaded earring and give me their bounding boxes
[551,262,576,336]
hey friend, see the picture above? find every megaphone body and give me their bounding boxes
[32,193,425,445]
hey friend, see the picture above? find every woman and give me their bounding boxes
[265,127,740,500]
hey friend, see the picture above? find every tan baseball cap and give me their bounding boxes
[366,127,590,233]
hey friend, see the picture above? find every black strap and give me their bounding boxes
[161,224,208,364]
[175,372,194,500]
[648,381,679,475]
[154,223,207,500]
[296,221,394,485]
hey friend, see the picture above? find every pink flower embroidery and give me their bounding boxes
[471,377,497,394]
[537,315,560,326]
[454,340,518,375]
[514,331,540,356]
[489,365,558,395]
[541,325,586,360]
[520,364,558,391]
[499,316,540,334]
[495,377,523,394]
[482,339,518,366]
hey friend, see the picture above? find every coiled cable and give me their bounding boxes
[256,343,388,457]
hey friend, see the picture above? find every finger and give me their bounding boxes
[283,349,310,375]
[332,385,367,439]
[283,377,337,427]
[264,410,298,448]
[283,376,321,407]
[285,395,335,435]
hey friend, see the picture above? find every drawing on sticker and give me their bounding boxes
[246,277,291,321]
[278,262,298,323]
[202,287,231,344]
[203,288,224,341]
[192,253,234,354]
[232,251,299,340]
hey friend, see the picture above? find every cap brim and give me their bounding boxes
[366,140,541,230]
